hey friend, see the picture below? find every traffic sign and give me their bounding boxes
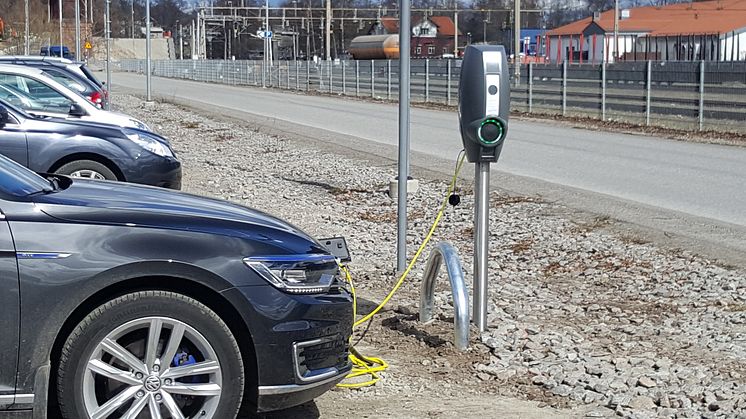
[84,41,92,49]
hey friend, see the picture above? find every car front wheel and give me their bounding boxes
[56,159,117,181]
[57,291,244,419]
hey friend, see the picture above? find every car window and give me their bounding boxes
[0,153,51,197]
[79,65,104,88]
[42,69,88,94]
[0,74,73,114]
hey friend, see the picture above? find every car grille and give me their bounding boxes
[293,334,350,382]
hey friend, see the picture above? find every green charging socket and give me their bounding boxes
[477,118,505,145]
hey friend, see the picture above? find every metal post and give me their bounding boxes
[614,0,619,62]
[447,59,452,106]
[371,60,375,98]
[699,60,705,131]
[325,0,331,60]
[601,62,607,121]
[355,60,360,97]
[262,59,266,88]
[179,24,184,60]
[287,61,290,89]
[75,0,81,59]
[342,60,346,95]
[59,0,63,56]
[146,0,152,101]
[296,61,300,90]
[328,60,332,93]
[528,62,533,112]
[645,60,652,126]
[397,0,412,272]
[306,61,310,91]
[562,59,567,116]
[425,59,430,102]
[103,3,111,109]
[24,0,30,55]
[473,162,490,332]
[387,60,392,100]
[514,0,521,83]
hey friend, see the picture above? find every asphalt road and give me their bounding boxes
[112,72,746,265]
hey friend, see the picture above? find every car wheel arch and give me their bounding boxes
[44,273,259,417]
[48,152,125,181]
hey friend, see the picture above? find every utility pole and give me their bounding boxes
[325,0,331,60]
[105,0,111,109]
[59,0,63,55]
[614,0,620,62]
[146,0,152,101]
[24,0,30,55]
[179,23,184,59]
[131,0,135,38]
[191,20,196,59]
[514,0,521,82]
[75,0,82,59]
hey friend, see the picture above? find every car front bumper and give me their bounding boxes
[222,285,353,412]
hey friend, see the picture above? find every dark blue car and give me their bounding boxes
[0,99,181,189]
[0,153,352,417]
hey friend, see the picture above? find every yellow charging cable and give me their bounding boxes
[337,151,467,388]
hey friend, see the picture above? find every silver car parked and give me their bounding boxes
[0,64,148,130]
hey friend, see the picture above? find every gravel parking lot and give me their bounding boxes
[115,94,746,418]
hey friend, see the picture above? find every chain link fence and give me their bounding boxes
[116,59,746,134]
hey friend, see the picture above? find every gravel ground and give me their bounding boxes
[115,94,746,418]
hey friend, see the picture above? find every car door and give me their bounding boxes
[0,213,20,406]
[0,109,29,167]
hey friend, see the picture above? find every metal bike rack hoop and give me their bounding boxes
[419,241,470,351]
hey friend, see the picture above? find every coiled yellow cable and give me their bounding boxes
[337,152,466,388]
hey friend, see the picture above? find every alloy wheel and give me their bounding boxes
[83,316,223,419]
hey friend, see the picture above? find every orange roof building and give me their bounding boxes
[545,0,746,63]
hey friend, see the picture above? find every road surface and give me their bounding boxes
[112,72,746,266]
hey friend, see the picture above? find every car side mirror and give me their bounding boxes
[69,103,87,117]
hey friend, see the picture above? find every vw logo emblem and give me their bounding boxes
[144,375,162,392]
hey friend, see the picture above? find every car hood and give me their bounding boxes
[31,179,324,255]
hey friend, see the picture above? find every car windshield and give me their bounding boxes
[0,153,53,197]
[0,73,74,114]
[42,69,89,94]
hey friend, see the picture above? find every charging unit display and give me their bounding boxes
[458,44,510,332]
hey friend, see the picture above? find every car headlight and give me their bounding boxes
[124,129,174,157]
[244,254,339,294]
[129,118,151,131]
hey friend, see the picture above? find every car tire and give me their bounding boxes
[56,159,118,181]
[57,291,244,419]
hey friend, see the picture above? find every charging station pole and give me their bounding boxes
[474,162,490,331]
[458,45,510,332]
[396,0,412,272]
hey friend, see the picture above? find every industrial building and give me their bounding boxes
[546,0,746,63]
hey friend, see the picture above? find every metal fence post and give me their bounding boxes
[306,61,310,91]
[425,58,430,103]
[645,60,652,126]
[387,60,392,100]
[562,60,568,116]
[356,60,360,97]
[287,61,291,89]
[528,62,533,113]
[262,59,266,88]
[296,61,299,90]
[342,60,347,95]
[371,60,375,98]
[329,60,333,93]
[447,59,452,106]
[699,60,705,131]
[601,62,606,121]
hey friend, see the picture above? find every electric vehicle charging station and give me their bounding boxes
[458,44,510,332]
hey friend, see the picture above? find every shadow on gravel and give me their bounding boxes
[244,401,320,418]
[380,316,448,348]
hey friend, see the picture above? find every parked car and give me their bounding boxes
[0,56,108,108]
[0,64,148,130]
[0,152,352,417]
[40,45,74,59]
[0,99,181,189]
